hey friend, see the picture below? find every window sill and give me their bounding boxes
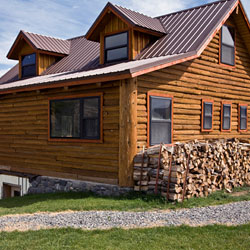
[219,62,236,69]
[221,129,232,132]
[48,138,103,143]
[238,129,248,133]
[201,129,213,132]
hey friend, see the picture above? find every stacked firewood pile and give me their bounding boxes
[133,138,250,202]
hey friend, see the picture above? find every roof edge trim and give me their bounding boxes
[7,31,37,59]
[131,51,198,77]
[0,71,132,95]
[196,0,239,56]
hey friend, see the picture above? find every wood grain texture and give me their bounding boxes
[119,78,137,187]
[136,16,250,151]
[38,53,56,75]
[0,83,120,183]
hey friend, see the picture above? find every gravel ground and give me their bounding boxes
[0,201,249,232]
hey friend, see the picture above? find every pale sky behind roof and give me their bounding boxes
[0,0,250,77]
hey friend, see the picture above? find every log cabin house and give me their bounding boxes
[0,0,250,188]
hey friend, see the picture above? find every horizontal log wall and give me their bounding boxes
[137,17,250,151]
[0,81,120,184]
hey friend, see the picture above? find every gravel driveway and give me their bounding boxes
[0,201,249,232]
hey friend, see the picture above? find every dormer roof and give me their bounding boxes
[7,30,71,60]
[86,2,166,41]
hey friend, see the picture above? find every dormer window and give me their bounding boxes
[220,25,235,66]
[104,32,128,63]
[22,53,36,78]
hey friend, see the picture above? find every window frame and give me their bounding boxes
[147,92,173,147]
[48,93,103,143]
[21,52,37,78]
[201,99,214,132]
[219,24,236,67]
[221,101,232,132]
[238,103,248,132]
[104,31,129,63]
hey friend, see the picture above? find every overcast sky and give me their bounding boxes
[0,0,250,77]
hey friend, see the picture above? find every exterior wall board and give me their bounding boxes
[0,82,120,184]
[137,19,250,151]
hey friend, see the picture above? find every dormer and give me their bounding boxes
[7,31,70,79]
[85,2,166,64]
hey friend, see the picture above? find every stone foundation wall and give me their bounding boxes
[28,176,132,196]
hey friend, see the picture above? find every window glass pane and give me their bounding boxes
[223,105,231,117]
[50,99,80,138]
[151,97,171,121]
[22,54,36,66]
[222,26,234,47]
[204,116,212,130]
[223,117,230,130]
[106,47,128,62]
[22,65,36,77]
[221,45,234,65]
[204,103,212,116]
[83,98,99,118]
[240,118,247,130]
[105,32,127,49]
[151,122,171,145]
[83,119,99,138]
[240,106,247,118]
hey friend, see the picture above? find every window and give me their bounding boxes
[104,32,128,63]
[220,25,235,66]
[148,93,173,146]
[50,94,102,141]
[202,100,213,132]
[221,102,232,131]
[22,53,36,77]
[239,104,247,132]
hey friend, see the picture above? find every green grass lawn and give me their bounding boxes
[0,224,249,250]
[0,186,249,216]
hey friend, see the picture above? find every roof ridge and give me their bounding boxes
[111,2,157,20]
[155,0,235,19]
[21,30,69,42]
[67,35,86,41]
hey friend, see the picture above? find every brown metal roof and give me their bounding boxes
[0,64,19,84]
[7,30,71,59]
[43,36,99,75]
[112,3,166,34]
[0,0,243,91]
[85,2,166,41]
[138,0,238,59]
[23,31,71,55]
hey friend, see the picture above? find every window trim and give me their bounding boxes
[201,99,214,132]
[21,52,37,78]
[219,24,236,67]
[221,101,232,132]
[104,31,129,63]
[238,103,248,132]
[48,93,103,143]
[147,92,173,147]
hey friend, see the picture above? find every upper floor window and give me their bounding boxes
[22,53,36,78]
[50,94,102,142]
[148,93,173,146]
[220,25,235,66]
[104,32,128,63]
